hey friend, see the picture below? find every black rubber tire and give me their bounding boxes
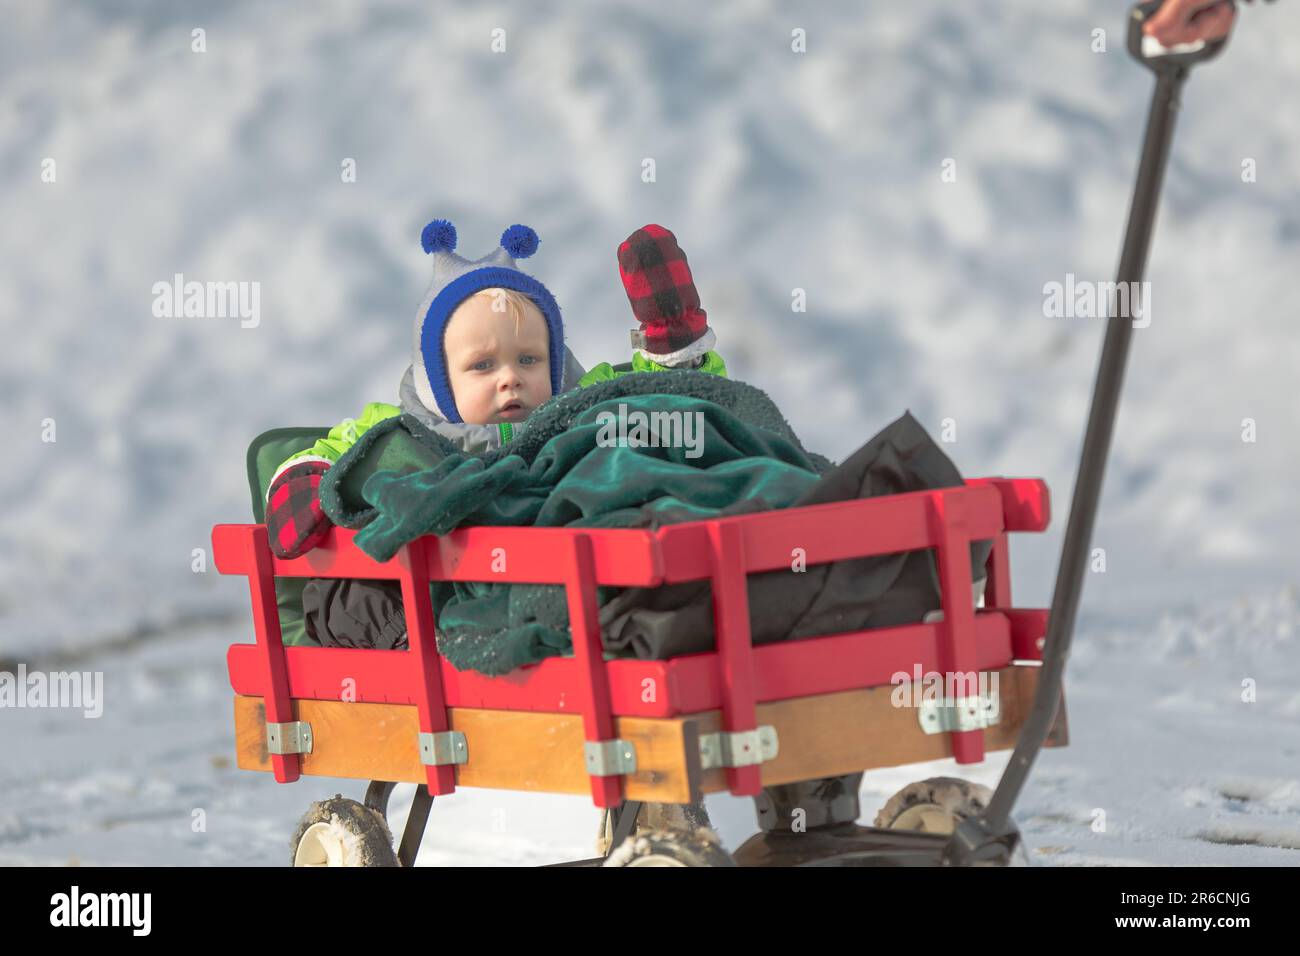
[290,794,400,867]
[873,777,994,834]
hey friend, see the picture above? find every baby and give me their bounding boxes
[265,219,586,559]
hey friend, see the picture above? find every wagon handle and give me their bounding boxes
[944,1,1233,864]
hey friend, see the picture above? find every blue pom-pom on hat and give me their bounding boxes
[500,224,539,259]
[421,219,458,255]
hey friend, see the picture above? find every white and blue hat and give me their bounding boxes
[411,218,565,423]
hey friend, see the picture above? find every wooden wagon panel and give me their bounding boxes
[234,663,1066,804]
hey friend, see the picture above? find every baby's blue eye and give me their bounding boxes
[519,354,539,366]
[472,360,493,371]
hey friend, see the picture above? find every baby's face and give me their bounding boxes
[443,293,552,425]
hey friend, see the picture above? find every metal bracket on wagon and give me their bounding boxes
[418,731,469,767]
[699,726,779,770]
[267,720,313,756]
[584,739,637,776]
[918,693,1001,735]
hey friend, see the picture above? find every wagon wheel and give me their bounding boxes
[873,777,994,834]
[291,794,400,867]
[595,800,714,857]
[602,828,737,868]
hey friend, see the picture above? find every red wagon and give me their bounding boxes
[213,472,1065,866]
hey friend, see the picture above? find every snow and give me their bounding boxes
[1,0,1297,865]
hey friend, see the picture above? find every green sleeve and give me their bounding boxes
[631,350,728,377]
[577,362,620,387]
[269,402,402,487]
[579,350,728,388]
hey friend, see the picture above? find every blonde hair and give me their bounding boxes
[465,287,541,335]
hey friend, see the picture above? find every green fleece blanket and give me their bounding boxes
[319,372,834,674]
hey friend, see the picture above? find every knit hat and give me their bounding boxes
[617,224,715,366]
[412,218,565,423]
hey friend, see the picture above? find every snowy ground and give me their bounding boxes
[1,0,1297,865]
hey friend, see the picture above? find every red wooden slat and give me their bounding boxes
[212,524,252,575]
[213,524,664,586]
[928,492,984,764]
[967,478,1050,532]
[243,525,299,783]
[398,538,457,796]
[564,533,623,808]
[1005,608,1050,661]
[985,534,1012,609]
[654,485,1006,583]
[740,613,1013,706]
[226,611,1019,715]
[214,485,1029,590]
[425,526,663,587]
[708,522,762,796]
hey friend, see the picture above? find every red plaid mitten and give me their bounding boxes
[617,224,714,365]
[265,459,334,558]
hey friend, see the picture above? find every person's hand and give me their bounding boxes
[1142,0,1241,46]
[265,459,334,558]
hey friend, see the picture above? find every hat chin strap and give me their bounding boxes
[635,326,716,367]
